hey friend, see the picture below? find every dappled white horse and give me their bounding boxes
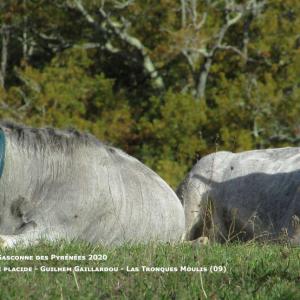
[177,149,300,244]
[0,122,184,247]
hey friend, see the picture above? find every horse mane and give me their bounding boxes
[0,121,104,153]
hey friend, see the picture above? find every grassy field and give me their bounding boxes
[0,241,299,299]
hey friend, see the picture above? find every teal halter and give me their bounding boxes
[0,129,5,178]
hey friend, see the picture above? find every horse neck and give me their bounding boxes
[0,137,68,201]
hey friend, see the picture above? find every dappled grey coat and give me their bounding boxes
[177,149,300,244]
[0,122,184,247]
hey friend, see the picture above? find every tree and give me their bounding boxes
[1,0,300,188]
[173,0,267,100]
[0,48,134,148]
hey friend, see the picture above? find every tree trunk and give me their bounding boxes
[0,25,9,89]
[196,56,212,100]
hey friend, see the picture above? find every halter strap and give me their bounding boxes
[0,129,5,178]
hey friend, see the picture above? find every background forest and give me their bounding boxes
[0,0,299,187]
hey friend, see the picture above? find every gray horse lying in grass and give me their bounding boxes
[177,149,300,244]
[0,122,184,248]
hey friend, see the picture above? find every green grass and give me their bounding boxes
[0,241,299,299]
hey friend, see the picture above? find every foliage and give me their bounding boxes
[0,0,300,187]
[136,91,207,186]
[0,49,133,148]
